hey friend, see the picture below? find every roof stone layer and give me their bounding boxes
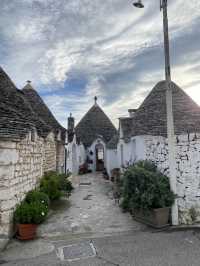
[0,67,65,140]
[75,104,117,147]
[130,81,200,137]
[22,83,66,141]
[120,117,133,141]
[106,134,119,149]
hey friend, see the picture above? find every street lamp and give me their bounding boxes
[133,0,178,225]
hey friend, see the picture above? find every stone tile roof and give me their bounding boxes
[130,81,200,137]
[107,134,119,149]
[120,117,133,142]
[75,103,117,147]
[0,67,65,140]
[22,83,66,141]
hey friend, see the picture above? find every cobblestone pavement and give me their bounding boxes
[37,172,143,239]
[1,173,200,265]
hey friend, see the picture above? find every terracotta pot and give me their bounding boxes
[17,224,37,240]
[133,207,170,228]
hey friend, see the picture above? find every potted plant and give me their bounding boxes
[121,160,175,228]
[14,201,48,240]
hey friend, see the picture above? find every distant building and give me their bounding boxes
[0,67,66,245]
[66,97,117,175]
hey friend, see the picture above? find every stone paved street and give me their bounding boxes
[38,172,143,239]
[1,173,200,265]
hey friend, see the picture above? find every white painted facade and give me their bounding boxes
[106,149,118,177]
[65,135,86,175]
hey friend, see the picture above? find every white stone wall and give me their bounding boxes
[0,130,65,241]
[144,133,200,224]
[106,149,118,177]
[66,136,86,175]
[56,143,65,173]
[117,139,133,170]
[43,132,57,173]
[0,132,44,238]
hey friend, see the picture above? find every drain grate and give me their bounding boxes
[57,241,96,262]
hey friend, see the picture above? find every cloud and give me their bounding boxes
[0,0,200,128]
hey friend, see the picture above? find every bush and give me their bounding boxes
[40,172,73,199]
[121,161,175,212]
[25,190,50,207]
[56,174,74,195]
[14,201,48,224]
[40,174,62,201]
[135,160,157,173]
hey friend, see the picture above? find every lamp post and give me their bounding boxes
[133,0,178,225]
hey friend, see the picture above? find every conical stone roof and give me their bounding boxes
[0,67,51,139]
[131,81,200,137]
[22,82,66,141]
[75,103,117,147]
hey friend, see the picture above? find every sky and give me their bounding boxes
[0,0,200,128]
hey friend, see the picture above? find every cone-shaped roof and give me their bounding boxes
[22,82,66,140]
[0,67,51,139]
[131,81,200,137]
[75,102,117,147]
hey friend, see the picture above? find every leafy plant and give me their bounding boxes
[25,190,50,207]
[40,175,62,201]
[14,201,48,224]
[135,160,157,173]
[56,174,74,195]
[40,171,73,200]
[121,161,175,212]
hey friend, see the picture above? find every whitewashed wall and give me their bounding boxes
[144,133,200,225]
[106,149,118,177]
[65,136,86,175]
[117,136,145,170]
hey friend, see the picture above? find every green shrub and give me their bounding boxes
[56,174,73,195]
[14,201,48,224]
[121,161,175,212]
[40,175,62,201]
[40,172,73,199]
[25,190,50,206]
[135,160,157,173]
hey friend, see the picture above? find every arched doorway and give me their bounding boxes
[72,143,78,174]
[95,143,104,171]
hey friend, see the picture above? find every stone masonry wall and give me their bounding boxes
[56,143,65,173]
[0,130,64,242]
[43,132,57,173]
[0,133,44,238]
[145,133,200,224]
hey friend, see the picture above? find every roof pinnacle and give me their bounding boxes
[94,96,97,105]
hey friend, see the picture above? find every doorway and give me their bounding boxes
[95,143,104,171]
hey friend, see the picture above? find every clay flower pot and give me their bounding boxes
[17,224,37,240]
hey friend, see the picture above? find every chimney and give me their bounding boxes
[128,109,137,118]
[68,113,75,132]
